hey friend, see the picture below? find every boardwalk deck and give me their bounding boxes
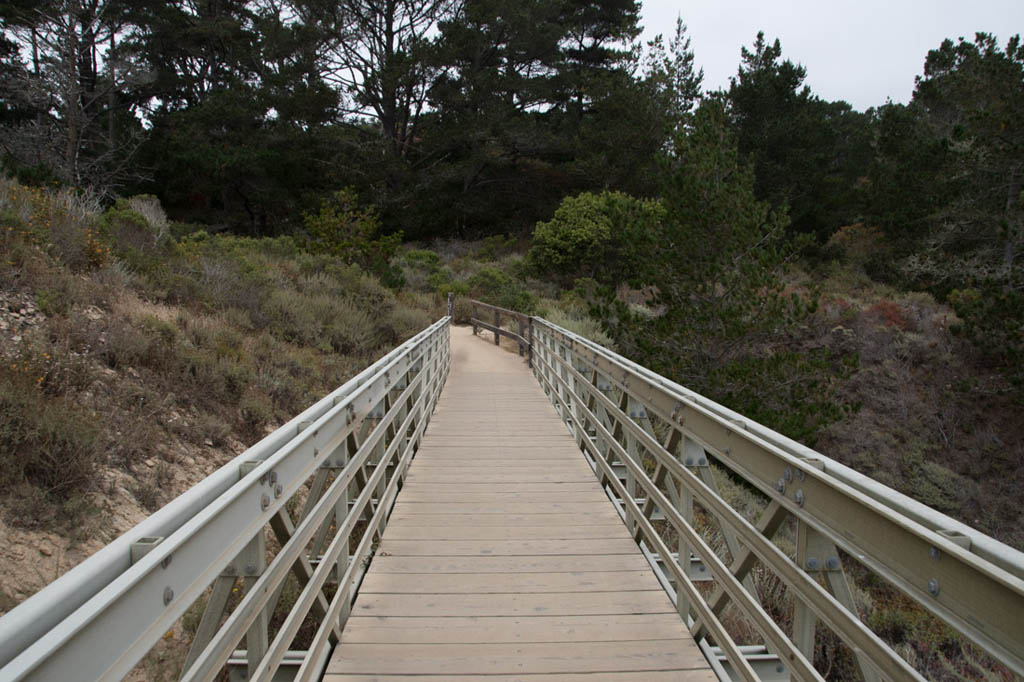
[324,325,714,681]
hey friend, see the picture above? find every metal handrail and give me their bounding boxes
[0,317,451,682]
[525,314,1024,680]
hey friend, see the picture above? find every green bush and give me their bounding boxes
[0,366,104,506]
[475,234,516,261]
[528,191,663,286]
[101,198,174,274]
[467,267,537,314]
[303,188,403,287]
[949,286,1024,392]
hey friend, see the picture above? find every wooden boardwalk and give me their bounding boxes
[324,325,714,681]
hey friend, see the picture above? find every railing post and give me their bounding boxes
[518,317,525,357]
[527,317,534,368]
[494,308,500,345]
[471,302,478,335]
[447,292,453,319]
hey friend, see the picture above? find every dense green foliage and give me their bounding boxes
[865,33,1024,387]
[566,102,851,443]
[527,191,663,286]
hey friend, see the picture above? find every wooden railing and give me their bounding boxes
[470,299,532,364]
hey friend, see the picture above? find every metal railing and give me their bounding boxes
[0,317,451,682]
[525,315,1024,682]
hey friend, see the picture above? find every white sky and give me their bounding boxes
[639,0,1024,111]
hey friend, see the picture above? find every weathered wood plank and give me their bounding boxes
[404,472,597,483]
[358,571,662,594]
[353,591,675,617]
[381,524,628,540]
[387,501,616,515]
[382,513,622,528]
[326,640,708,675]
[378,538,641,556]
[368,554,650,574]
[394,490,609,503]
[338,614,688,643]
[326,673,717,682]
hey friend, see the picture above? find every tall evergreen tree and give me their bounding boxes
[1,0,149,193]
[727,31,871,241]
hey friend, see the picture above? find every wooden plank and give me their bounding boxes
[353,591,675,617]
[404,472,597,483]
[339,614,688,643]
[378,538,641,556]
[387,501,615,515]
[359,571,663,594]
[382,524,628,540]
[326,640,708,675]
[326,673,717,682]
[368,554,650,574]
[382,513,621,527]
[394,490,608,503]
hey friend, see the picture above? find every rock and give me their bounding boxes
[39,546,52,557]
[204,439,213,447]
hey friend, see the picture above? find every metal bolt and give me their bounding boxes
[723,447,731,455]
[929,546,940,560]
[161,555,172,569]
[246,564,257,574]
[795,468,805,481]
[806,558,820,570]
[226,564,236,573]
[698,458,707,466]
[794,489,805,507]
[784,467,793,482]
[269,471,278,485]
[826,556,840,570]
[260,493,270,511]
[775,479,786,494]
[725,428,732,437]
[274,483,283,499]
[928,578,940,596]
[163,587,174,605]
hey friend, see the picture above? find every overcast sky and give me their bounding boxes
[639,1,1024,111]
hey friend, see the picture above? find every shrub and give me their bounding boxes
[303,188,403,286]
[240,386,275,439]
[467,267,536,314]
[475,234,516,261]
[386,304,434,339]
[102,198,176,274]
[528,191,663,286]
[0,365,104,507]
[949,286,1024,391]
